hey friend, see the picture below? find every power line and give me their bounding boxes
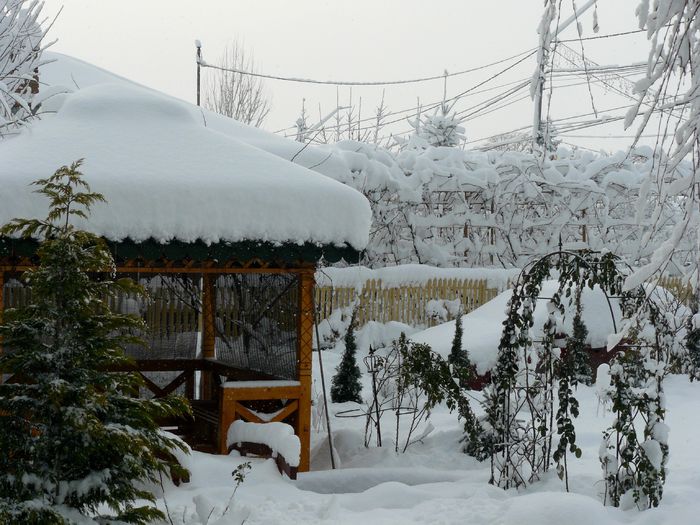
[198,47,537,87]
[282,50,538,139]
[561,133,662,138]
[555,28,647,43]
[273,74,537,135]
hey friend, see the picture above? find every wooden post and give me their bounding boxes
[200,273,216,400]
[297,270,314,472]
[218,390,237,454]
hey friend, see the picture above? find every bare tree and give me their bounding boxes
[0,0,48,136]
[203,41,271,127]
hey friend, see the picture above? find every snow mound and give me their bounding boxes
[410,280,623,374]
[58,83,197,125]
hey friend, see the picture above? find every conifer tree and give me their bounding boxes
[567,294,592,385]
[0,161,190,524]
[330,309,363,403]
[448,308,470,385]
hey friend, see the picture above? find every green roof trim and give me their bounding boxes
[0,237,361,266]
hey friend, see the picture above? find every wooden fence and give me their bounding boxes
[658,276,694,306]
[4,274,693,333]
[314,278,499,328]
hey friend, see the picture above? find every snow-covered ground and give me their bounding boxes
[156,321,700,525]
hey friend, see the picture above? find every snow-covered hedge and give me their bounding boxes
[308,139,695,271]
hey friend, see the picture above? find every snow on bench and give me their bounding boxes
[226,420,300,479]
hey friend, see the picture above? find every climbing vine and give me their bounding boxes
[599,290,673,509]
[480,250,627,489]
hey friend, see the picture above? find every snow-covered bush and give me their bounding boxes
[312,137,694,270]
[396,102,466,149]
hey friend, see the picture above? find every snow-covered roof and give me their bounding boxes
[0,53,371,251]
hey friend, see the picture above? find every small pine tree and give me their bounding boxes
[330,309,363,403]
[0,161,190,524]
[448,308,470,385]
[568,302,592,386]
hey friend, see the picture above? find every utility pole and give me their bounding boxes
[532,0,597,152]
[195,39,202,106]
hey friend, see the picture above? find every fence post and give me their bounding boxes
[297,269,315,472]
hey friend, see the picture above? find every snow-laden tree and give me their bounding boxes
[0,0,48,135]
[622,1,700,289]
[397,102,466,150]
[312,139,693,270]
[0,161,189,524]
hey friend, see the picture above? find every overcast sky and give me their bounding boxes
[39,1,658,152]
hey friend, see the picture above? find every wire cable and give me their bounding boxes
[198,48,537,87]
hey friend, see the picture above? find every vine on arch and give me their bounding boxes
[475,252,622,486]
[478,249,671,506]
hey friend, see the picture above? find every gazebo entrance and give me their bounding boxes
[0,239,332,473]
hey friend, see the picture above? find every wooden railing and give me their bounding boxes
[314,278,498,328]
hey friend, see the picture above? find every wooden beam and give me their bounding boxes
[232,402,264,423]
[200,273,217,400]
[138,372,165,398]
[115,266,310,274]
[296,269,315,472]
[270,400,299,423]
[220,384,302,402]
[218,393,236,454]
[0,264,316,275]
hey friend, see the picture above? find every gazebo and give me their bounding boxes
[0,80,371,473]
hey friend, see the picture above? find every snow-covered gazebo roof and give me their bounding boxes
[0,54,371,263]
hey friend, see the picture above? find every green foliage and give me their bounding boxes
[331,309,363,403]
[568,308,592,385]
[481,250,627,490]
[600,291,671,509]
[396,333,484,459]
[448,308,471,386]
[553,288,585,490]
[0,161,190,524]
